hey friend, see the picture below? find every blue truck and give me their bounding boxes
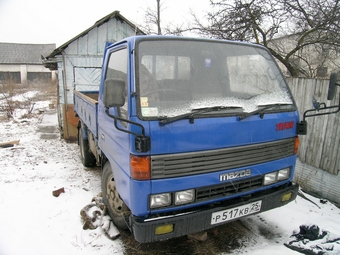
[74,35,324,243]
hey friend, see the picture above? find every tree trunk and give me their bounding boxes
[268,47,299,77]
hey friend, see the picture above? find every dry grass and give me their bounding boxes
[0,79,57,120]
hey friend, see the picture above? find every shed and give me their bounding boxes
[43,11,144,141]
[0,43,56,85]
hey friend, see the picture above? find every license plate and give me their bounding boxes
[211,200,262,225]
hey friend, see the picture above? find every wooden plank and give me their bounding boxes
[309,79,327,168]
[320,79,334,172]
[62,104,78,142]
[321,111,339,174]
[74,90,98,105]
[0,140,20,148]
[297,78,310,162]
[305,79,318,165]
[321,79,340,174]
[297,78,308,162]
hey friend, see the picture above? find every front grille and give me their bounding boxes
[196,176,263,201]
[151,138,295,179]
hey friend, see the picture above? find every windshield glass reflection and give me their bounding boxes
[137,39,294,118]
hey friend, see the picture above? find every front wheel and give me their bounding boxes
[102,161,129,230]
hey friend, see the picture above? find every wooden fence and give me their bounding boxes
[287,77,340,175]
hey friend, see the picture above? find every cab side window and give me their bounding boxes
[105,48,128,122]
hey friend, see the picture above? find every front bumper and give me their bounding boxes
[128,183,299,243]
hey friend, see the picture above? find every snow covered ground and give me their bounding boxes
[0,93,339,255]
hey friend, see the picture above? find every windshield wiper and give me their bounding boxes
[159,106,242,125]
[237,103,292,121]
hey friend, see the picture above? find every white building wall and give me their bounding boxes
[0,64,52,72]
[20,65,27,85]
[26,65,52,72]
[0,63,54,85]
[269,35,340,77]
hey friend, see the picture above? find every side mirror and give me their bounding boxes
[103,79,126,108]
[327,73,338,100]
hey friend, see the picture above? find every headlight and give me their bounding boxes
[278,168,290,181]
[264,168,291,185]
[150,193,171,209]
[264,172,278,185]
[175,189,195,205]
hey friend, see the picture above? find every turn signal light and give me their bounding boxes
[130,155,151,180]
[294,136,300,154]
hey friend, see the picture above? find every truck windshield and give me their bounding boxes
[136,39,294,119]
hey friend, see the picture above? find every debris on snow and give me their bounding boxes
[0,139,20,148]
[320,199,328,205]
[80,195,120,240]
[103,221,120,240]
[80,203,103,230]
[188,231,208,242]
[52,187,65,197]
[285,224,340,254]
[298,191,321,209]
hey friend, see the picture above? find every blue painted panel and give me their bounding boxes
[147,111,299,155]
[74,91,98,136]
[149,155,297,215]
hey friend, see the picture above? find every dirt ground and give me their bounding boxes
[120,220,254,255]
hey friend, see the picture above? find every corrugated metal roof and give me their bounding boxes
[46,10,144,59]
[0,43,56,64]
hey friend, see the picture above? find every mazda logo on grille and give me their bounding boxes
[220,169,252,181]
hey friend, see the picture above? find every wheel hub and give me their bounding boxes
[106,175,125,216]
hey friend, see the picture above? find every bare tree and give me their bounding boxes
[140,0,186,36]
[140,0,164,35]
[141,5,160,35]
[191,0,340,77]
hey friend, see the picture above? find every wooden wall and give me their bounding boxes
[56,16,138,141]
[287,77,340,175]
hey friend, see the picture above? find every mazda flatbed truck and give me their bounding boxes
[74,35,340,243]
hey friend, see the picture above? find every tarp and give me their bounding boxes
[285,224,340,254]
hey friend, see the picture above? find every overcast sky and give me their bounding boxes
[0,0,209,47]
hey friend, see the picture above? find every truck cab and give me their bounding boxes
[78,36,300,242]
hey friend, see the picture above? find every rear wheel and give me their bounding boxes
[78,127,96,167]
[102,161,129,230]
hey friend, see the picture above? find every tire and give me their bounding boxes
[102,161,129,230]
[78,127,96,167]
